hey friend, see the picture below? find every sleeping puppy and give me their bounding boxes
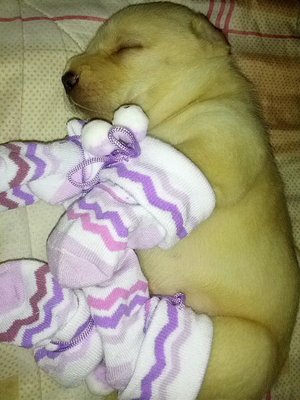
[62,2,300,399]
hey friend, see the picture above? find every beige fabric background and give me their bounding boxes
[0,1,299,399]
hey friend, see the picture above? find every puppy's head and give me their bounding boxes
[63,2,229,128]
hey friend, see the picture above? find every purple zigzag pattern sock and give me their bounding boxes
[33,291,104,387]
[140,301,179,399]
[0,260,104,387]
[0,139,82,208]
[158,308,192,396]
[98,135,216,250]
[114,163,188,240]
[1,142,46,190]
[78,197,128,238]
[47,183,152,288]
[0,184,39,210]
[0,260,77,348]
[85,252,150,390]
[120,301,213,400]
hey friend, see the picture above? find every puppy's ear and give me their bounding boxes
[191,13,230,54]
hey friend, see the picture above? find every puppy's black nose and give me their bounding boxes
[62,71,79,92]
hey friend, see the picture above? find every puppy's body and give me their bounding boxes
[64,3,300,399]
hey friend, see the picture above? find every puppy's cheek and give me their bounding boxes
[69,83,121,119]
[65,58,129,117]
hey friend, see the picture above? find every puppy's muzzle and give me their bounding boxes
[62,71,79,93]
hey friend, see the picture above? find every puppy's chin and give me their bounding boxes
[67,92,116,121]
[68,97,100,118]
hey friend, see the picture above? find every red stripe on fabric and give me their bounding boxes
[0,192,19,209]
[6,143,30,188]
[0,15,107,23]
[0,12,299,41]
[227,28,300,39]
[265,392,272,400]
[223,0,235,33]
[207,0,215,20]
[215,0,226,28]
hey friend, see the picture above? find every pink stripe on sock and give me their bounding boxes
[67,208,127,251]
[88,280,148,310]
[97,183,128,204]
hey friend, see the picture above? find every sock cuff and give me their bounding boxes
[49,290,91,343]
[120,300,213,400]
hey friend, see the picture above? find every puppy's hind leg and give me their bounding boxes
[199,316,279,400]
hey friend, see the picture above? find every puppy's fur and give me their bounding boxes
[64,3,300,399]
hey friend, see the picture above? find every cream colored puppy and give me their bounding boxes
[62,3,300,399]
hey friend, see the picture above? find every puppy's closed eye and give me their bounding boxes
[113,41,143,55]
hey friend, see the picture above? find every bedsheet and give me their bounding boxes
[0,1,299,399]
